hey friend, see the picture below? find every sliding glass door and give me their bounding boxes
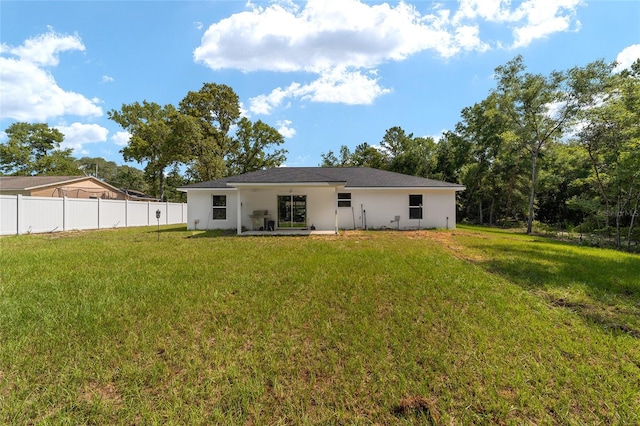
[277,195,307,228]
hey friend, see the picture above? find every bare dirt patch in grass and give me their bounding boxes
[406,230,486,262]
[79,381,122,406]
[392,395,439,423]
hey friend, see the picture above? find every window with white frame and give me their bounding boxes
[212,195,227,220]
[409,194,423,219]
[337,192,352,208]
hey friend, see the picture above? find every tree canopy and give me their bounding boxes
[0,122,77,176]
[109,82,288,198]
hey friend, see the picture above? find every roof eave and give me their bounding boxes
[24,176,89,190]
[228,182,346,188]
[346,186,466,191]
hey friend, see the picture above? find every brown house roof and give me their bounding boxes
[0,176,157,201]
[0,175,88,190]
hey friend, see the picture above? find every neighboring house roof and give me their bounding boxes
[0,175,88,190]
[0,176,157,201]
[179,167,465,190]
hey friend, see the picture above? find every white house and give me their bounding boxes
[178,167,465,235]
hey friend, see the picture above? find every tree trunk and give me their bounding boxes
[479,199,483,225]
[627,189,640,250]
[526,149,538,234]
[489,197,495,226]
[159,168,166,201]
[615,193,621,249]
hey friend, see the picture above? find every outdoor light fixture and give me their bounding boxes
[156,209,161,240]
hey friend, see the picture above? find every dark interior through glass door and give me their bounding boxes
[277,195,307,228]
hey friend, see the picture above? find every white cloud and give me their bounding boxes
[196,0,582,71]
[102,75,114,83]
[56,122,109,154]
[454,0,583,49]
[111,131,131,147]
[276,119,296,138]
[249,67,390,115]
[0,29,102,121]
[197,0,583,114]
[195,0,470,73]
[613,44,640,73]
[9,27,85,66]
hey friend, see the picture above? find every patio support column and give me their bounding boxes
[236,189,242,235]
[334,187,338,234]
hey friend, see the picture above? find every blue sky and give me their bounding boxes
[1,0,639,169]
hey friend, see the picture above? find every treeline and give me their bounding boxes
[321,56,640,250]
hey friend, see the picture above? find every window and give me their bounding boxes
[409,194,423,219]
[212,195,227,220]
[337,192,351,208]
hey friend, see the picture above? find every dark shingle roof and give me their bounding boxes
[180,167,464,189]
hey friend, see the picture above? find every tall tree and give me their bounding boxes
[227,117,287,175]
[493,56,610,233]
[380,126,436,177]
[108,101,186,200]
[577,60,640,248]
[179,83,241,181]
[0,122,76,176]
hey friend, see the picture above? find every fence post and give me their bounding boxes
[165,202,168,225]
[16,194,22,235]
[125,199,128,228]
[97,198,101,229]
[63,196,68,231]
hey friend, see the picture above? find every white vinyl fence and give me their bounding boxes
[0,195,187,235]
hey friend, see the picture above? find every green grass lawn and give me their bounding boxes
[1,225,638,424]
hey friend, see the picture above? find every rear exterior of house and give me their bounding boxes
[179,167,465,234]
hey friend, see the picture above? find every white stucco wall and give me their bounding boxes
[185,187,459,231]
[337,189,458,230]
[186,189,238,230]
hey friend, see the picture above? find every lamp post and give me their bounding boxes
[156,209,161,241]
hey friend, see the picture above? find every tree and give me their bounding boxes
[380,126,436,177]
[110,165,149,195]
[108,101,187,200]
[76,156,118,181]
[432,131,471,183]
[179,82,241,181]
[0,122,77,176]
[493,56,611,233]
[227,117,287,175]
[351,142,387,169]
[577,60,640,248]
[163,164,188,203]
[320,142,386,169]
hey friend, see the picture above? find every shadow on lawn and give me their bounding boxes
[183,229,236,239]
[466,236,640,336]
